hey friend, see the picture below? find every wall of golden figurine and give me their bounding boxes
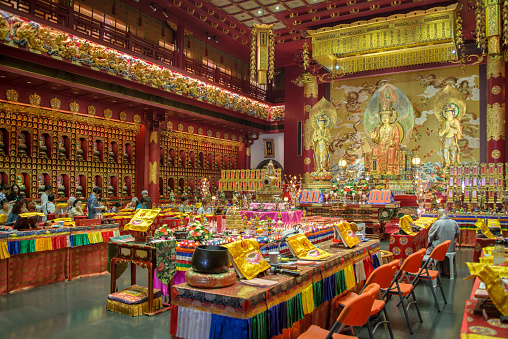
[159,128,244,197]
[0,88,139,200]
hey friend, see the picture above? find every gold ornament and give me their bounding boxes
[246,147,251,157]
[6,89,18,102]
[216,131,220,138]
[250,24,275,85]
[69,101,79,113]
[198,127,203,134]
[50,97,61,110]
[178,124,183,131]
[207,129,212,137]
[88,105,97,116]
[303,119,313,151]
[149,161,158,184]
[304,157,311,165]
[487,55,505,78]
[492,85,502,95]
[150,131,158,144]
[103,108,112,119]
[239,135,244,142]
[188,126,194,134]
[29,93,41,106]
[119,111,126,121]
[133,114,141,124]
[305,105,312,113]
[232,134,236,141]
[167,121,173,129]
[492,150,501,159]
[487,103,506,141]
[224,133,228,140]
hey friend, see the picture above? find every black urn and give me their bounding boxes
[191,245,230,274]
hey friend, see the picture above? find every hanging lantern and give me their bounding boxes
[250,24,274,85]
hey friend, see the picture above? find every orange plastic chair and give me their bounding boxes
[382,248,425,334]
[298,283,381,339]
[334,261,398,339]
[407,240,450,312]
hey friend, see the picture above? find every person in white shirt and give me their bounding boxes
[35,185,53,212]
[41,194,56,222]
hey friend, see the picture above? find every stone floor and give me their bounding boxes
[0,240,475,339]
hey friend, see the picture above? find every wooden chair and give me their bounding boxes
[380,250,394,264]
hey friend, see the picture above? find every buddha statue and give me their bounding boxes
[38,175,45,193]
[17,174,25,193]
[108,144,115,162]
[57,175,65,198]
[39,136,48,158]
[434,85,466,171]
[0,133,5,156]
[58,137,67,159]
[197,158,201,169]
[76,141,84,161]
[123,150,129,163]
[93,142,101,161]
[365,84,413,176]
[188,158,193,168]
[178,157,182,168]
[18,133,28,157]
[107,178,114,197]
[168,155,173,167]
[205,159,210,169]
[122,181,129,196]
[75,176,83,197]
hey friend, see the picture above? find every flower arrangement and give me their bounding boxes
[153,224,174,240]
[187,221,212,243]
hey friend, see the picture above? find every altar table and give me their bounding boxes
[116,215,226,235]
[170,239,381,339]
[0,223,120,294]
[389,228,429,260]
[240,210,303,227]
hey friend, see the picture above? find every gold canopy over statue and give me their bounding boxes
[309,98,336,184]
[364,84,414,175]
[434,84,465,171]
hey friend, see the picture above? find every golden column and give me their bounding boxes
[485,0,506,163]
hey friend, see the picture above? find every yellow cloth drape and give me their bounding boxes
[475,220,496,239]
[87,232,103,244]
[345,265,356,290]
[35,238,53,252]
[225,239,271,280]
[302,284,315,315]
[285,234,331,260]
[466,263,508,316]
[399,215,417,236]
[0,214,7,224]
[335,222,361,247]
[0,241,9,259]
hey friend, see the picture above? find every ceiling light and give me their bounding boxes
[150,3,156,11]
[112,100,117,103]
[0,75,5,78]
[258,10,262,14]
[27,81,32,84]
[163,11,168,18]
[275,6,279,9]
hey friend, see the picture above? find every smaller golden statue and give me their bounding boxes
[309,97,336,183]
[434,84,466,171]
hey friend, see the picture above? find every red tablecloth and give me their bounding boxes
[389,228,429,260]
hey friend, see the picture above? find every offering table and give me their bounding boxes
[170,239,381,339]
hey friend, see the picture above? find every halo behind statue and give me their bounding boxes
[364,84,414,145]
[433,84,466,123]
[310,97,337,130]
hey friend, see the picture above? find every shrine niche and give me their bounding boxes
[107,176,117,197]
[160,147,165,166]
[94,175,103,189]
[58,136,70,160]
[57,174,69,198]
[77,138,87,161]
[189,151,195,169]
[39,133,51,158]
[108,141,118,163]
[18,131,31,157]
[16,173,29,198]
[124,143,133,164]
[168,178,175,193]
[38,173,51,194]
[179,150,186,168]
[76,175,86,198]
[93,140,103,162]
[0,128,8,156]
[0,172,7,187]
[123,177,132,196]
[178,178,185,195]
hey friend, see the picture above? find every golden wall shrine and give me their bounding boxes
[328,64,480,182]
[159,129,244,196]
[0,92,139,199]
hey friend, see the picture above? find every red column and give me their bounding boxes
[176,20,185,70]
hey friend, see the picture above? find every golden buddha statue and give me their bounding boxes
[57,175,65,198]
[93,142,101,162]
[39,136,48,158]
[434,85,466,171]
[58,137,67,159]
[123,150,129,163]
[0,133,6,156]
[76,141,84,161]
[38,175,45,193]
[364,84,414,176]
[18,133,28,157]
[108,144,115,162]
[107,178,114,197]
[308,98,336,184]
[17,174,25,193]
[75,176,83,197]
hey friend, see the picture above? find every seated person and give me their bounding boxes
[60,196,76,214]
[124,197,138,210]
[69,199,85,221]
[427,209,460,276]
[178,196,192,213]
[109,202,122,214]
[0,199,10,215]
[5,198,29,225]
[196,198,213,215]
[136,197,148,210]
[40,194,56,222]
[0,185,9,201]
